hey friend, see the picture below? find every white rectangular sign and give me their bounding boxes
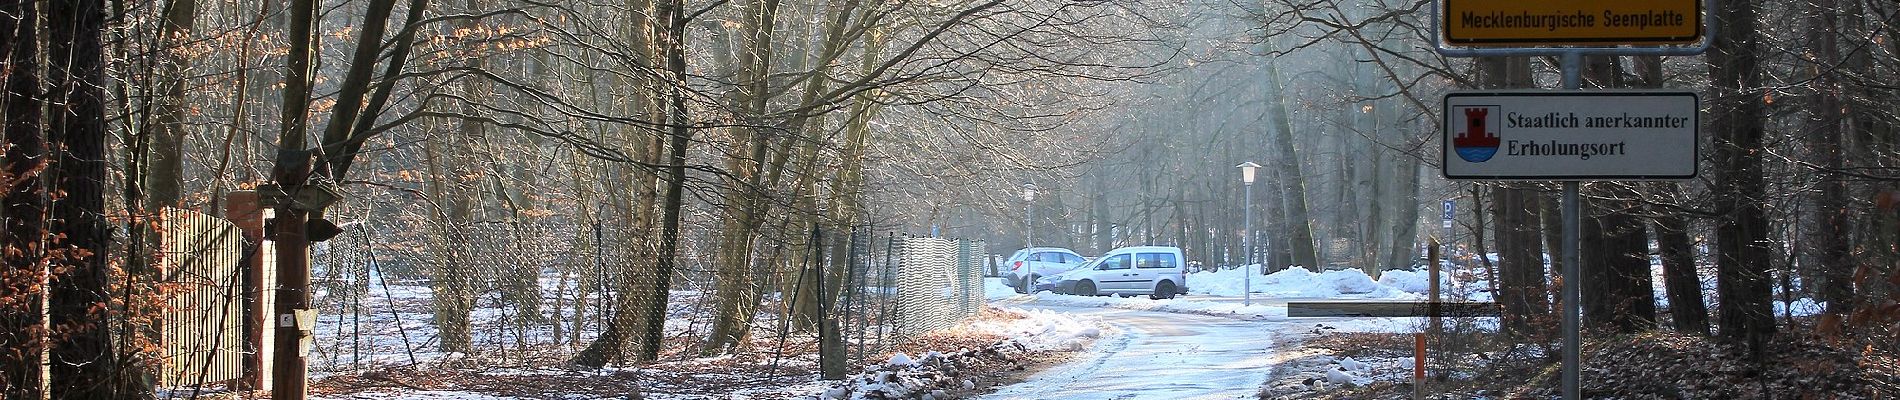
[1443,91,1698,180]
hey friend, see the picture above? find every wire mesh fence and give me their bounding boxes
[153,197,996,385]
[885,236,986,340]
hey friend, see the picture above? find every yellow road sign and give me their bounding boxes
[1445,0,1701,46]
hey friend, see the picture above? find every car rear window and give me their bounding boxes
[1136,253,1179,269]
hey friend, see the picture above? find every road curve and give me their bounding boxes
[980,302,1282,400]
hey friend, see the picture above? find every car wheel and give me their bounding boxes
[1025,274,1040,293]
[1150,281,1177,300]
[1012,278,1026,294]
[1076,280,1098,297]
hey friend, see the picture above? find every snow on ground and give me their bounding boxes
[316,261,1834,399]
[996,266,1492,322]
[963,306,1103,352]
[818,305,1104,399]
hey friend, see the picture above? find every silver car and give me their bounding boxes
[1003,247,1086,294]
[1049,245,1189,299]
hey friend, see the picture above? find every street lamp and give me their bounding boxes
[1022,183,1036,292]
[1237,162,1260,307]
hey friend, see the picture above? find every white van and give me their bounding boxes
[1046,246,1188,299]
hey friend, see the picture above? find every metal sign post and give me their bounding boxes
[1431,1,1713,398]
[1441,200,1454,242]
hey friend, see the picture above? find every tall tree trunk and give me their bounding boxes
[1842,0,1891,308]
[1385,154,1421,273]
[573,0,668,367]
[641,0,692,361]
[1263,160,1291,270]
[704,0,798,355]
[1478,55,1549,338]
[423,127,477,353]
[1807,0,1854,316]
[1633,54,1710,335]
[148,0,195,208]
[1708,0,1777,354]
[1655,212,1710,334]
[1582,193,1657,333]
[1,0,45,395]
[1261,47,1318,270]
[1093,170,1112,254]
[1578,55,1655,333]
[46,0,117,396]
[1362,143,1384,276]
[815,24,883,378]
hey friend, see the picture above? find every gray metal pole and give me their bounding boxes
[1243,182,1254,306]
[1559,51,1583,400]
[1425,2,1715,398]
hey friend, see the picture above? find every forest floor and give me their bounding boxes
[1259,322,1900,399]
[304,306,1091,399]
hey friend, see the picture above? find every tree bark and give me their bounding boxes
[1577,55,1654,333]
[1384,153,1421,274]
[1632,54,1710,336]
[1807,0,1854,316]
[1261,45,1319,270]
[1654,212,1710,335]
[1581,192,1656,333]
[1,0,45,395]
[642,0,692,361]
[1708,0,1777,354]
[46,0,117,396]
[703,0,783,355]
[571,0,669,366]
[148,0,196,208]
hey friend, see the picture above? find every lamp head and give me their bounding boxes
[1236,162,1262,184]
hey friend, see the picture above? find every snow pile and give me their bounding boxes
[982,277,1019,300]
[1324,357,1376,386]
[1374,269,1431,293]
[1192,266,1423,299]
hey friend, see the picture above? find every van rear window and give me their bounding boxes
[1136,253,1178,269]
